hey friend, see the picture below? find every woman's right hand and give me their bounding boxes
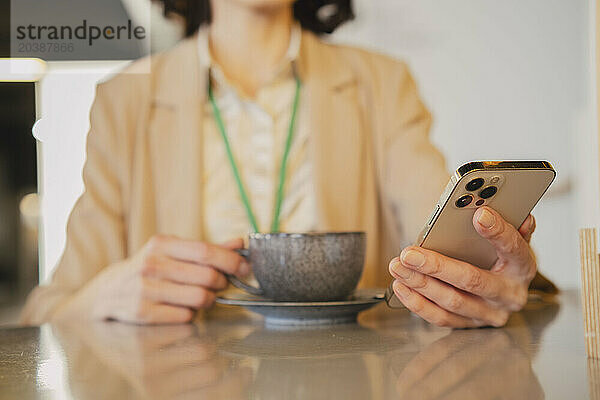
[52,235,250,324]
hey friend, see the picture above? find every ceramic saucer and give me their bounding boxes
[216,289,386,326]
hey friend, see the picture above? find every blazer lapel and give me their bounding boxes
[299,32,369,231]
[148,36,208,239]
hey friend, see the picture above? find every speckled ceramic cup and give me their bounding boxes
[228,232,366,302]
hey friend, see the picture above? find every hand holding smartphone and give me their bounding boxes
[386,161,555,309]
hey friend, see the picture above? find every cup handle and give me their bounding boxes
[226,248,264,297]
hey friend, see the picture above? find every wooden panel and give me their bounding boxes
[579,228,600,359]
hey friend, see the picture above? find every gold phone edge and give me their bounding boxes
[415,160,556,247]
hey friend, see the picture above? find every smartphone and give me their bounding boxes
[385,160,556,308]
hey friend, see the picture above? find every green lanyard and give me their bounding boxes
[208,74,301,233]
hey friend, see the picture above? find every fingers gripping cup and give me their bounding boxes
[227,232,366,302]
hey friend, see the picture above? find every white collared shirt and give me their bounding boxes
[198,25,318,242]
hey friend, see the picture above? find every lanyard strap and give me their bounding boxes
[208,75,302,233]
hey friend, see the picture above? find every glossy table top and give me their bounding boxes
[0,289,597,399]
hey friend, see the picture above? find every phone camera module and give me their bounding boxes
[455,194,473,208]
[466,178,484,191]
[479,186,498,199]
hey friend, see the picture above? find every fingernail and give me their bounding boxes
[524,215,534,231]
[239,261,250,277]
[389,258,401,274]
[520,217,532,234]
[401,249,425,268]
[392,263,413,280]
[393,280,411,299]
[390,258,412,279]
[477,209,496,229]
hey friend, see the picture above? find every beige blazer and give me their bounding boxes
[21,31,554,325]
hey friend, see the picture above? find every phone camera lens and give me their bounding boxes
[455,194,473,208]
[479,186,498,199]
[466,178,484,191]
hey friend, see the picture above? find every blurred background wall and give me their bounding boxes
[331,0,595,288]
[35,0,594,292]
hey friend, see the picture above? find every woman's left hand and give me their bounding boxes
[388,206,537,328]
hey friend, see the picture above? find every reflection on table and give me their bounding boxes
[0,290,591,400]
[388,330,543,399]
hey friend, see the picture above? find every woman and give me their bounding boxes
[21,0,552,327]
